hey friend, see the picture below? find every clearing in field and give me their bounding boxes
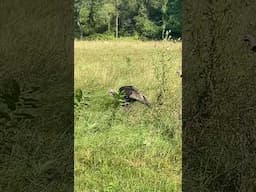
[75,40,182,191]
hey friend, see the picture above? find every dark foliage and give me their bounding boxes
[74,0,181,40]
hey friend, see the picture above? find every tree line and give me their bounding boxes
[74,0,181,40]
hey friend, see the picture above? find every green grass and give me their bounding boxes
[75,40,182,192]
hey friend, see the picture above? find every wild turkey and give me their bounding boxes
[109,86,150,107]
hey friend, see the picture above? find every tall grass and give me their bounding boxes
[75,40,182,191]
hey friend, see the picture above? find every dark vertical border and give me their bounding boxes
[0,1,74,191]
[183,0,256,191]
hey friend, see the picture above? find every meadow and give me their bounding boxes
[74,40,182,192]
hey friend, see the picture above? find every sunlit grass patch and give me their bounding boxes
[75,40,181,192]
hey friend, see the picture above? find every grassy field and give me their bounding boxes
[75,40,182,192]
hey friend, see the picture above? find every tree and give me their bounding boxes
[135,1,162,40]
[74,0,83,38]
[161,0,169,39]
[115,0,120,38]
[183,0,256,191]
[102,2,115,33]
[166,0,182,38]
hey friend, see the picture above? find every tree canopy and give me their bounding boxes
[74,0,181,40]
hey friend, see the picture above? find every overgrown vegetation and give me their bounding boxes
[75,40,181,191]
[74,0,181,40]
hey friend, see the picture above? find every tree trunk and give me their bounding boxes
[161,0,167,40]
[115,0,119,38]
[115,9,119,38]
[77,21,83,39]
[183,0,256,191]
[162,23,166,40]
[107,16,111,33]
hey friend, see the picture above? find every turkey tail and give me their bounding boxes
[141,95,150,107]
[130,92,150,107]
